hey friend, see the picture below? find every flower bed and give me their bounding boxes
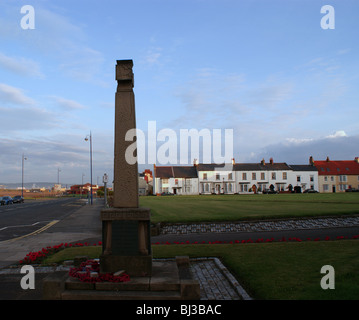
[69,259,130,283]
[19,241,102,265]
[19,234,359,265]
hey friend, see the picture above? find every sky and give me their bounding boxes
[0,0,358,186]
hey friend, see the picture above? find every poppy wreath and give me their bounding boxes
[69,259,130,283]
[19,241,102,265]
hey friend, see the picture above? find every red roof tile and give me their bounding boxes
[315,160,359,175]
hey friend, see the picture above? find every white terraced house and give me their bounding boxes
[153,157,319,195]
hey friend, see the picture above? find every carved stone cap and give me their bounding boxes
[116,60,134,84]
[101,207,151,221]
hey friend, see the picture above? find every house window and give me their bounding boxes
[261,172,265,180]
[272,172,276,180]
[324,176,328,182]
[323,184,329,191]
[216,173,220,180]
[242,173,247,180]
[310,175,314,182]
[203,173,207,180]
[331,176,334,181]
[162,179,168,184]
[228,184,232,192]
[252,173,256,180]
[339,175,347,182]
[297,176,301,182]
[205,184,209,192]
[228,173,233,180]
[282,172,287,180]
[240,184,248,192]
[175,179,178,185]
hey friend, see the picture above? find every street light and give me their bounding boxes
[84,131,93,205]
[22,153,27,197]
[81,173,85,198]
[57,168,61,184]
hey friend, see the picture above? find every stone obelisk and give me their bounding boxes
[100,60,152,276]
[113,59,139,208]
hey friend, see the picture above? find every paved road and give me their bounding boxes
[0,198,88,242]
[0,199,103,269]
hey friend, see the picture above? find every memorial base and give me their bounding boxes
[100,207,152,276]
[100,254,152,276]
[43,258,200,300]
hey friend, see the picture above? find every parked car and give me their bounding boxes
[161,192,174,196]
[345,188,359,192]
[12,195,24,203]
[262,189,278,194]
[0,196,13,205]
[303,189,319,193]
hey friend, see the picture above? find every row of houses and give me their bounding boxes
[153,156,359,195]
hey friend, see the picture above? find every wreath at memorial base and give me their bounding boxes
[69,259,130,283]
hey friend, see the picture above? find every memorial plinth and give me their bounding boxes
[100,208,152,276]
[100,60,152,276]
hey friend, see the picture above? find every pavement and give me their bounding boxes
[1,200,359,300]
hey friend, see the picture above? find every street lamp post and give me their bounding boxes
[57,168,61,184]
[22,154,27,197]
[85,132,93,205]
[81,173,85,198]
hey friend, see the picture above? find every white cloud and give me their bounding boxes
[0,83,35,105]
[245,133,359,164]
[0,105,58,132]
[245,83,293,109]
[143,47,162,65]
[326,130,347,139]
[0,52,44,78]
[51,96,87,110]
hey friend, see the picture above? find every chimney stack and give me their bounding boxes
[355,157,359,164]
[309,156,314,165]
[261,158,265,165]
[270,158,274,165]
[326,156,330,162]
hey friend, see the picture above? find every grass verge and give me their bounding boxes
[140,193,359,224]
[44,239,359,300]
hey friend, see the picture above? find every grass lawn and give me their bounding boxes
[44,239,359,300]
[140,193,359,224]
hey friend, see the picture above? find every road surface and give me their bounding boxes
[0,198,87,242]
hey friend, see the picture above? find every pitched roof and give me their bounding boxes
[314,160,359,175]
[172,166,198,178]
[154,165,198,178]
[289,165,317,172]
[154,166,173,178]
[196,163,232,171]
[234,162,291,171]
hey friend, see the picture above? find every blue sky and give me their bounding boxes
[0,0,358,185]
